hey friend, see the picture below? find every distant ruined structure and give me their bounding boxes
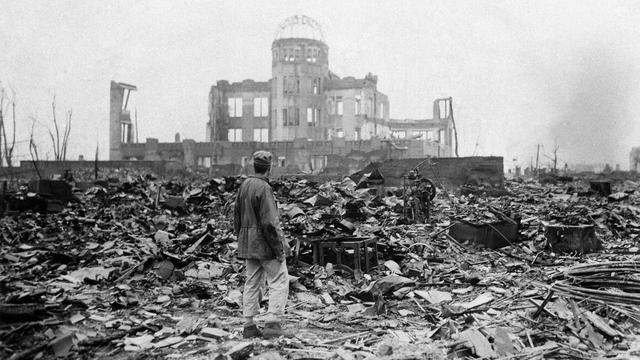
[112,15,458,175]
[630,147,640,172]
[109,81,137,161]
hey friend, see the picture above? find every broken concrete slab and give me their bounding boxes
[201,327,230,340]
[414,289,452,304]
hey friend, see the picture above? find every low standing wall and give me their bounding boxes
[353,157,504,189]
[0,157,504,190]
[0,160,183,180]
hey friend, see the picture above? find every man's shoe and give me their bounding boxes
[243,324,262,338]
[262,322,283,339]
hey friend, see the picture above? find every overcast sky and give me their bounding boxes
[2,1,640,169]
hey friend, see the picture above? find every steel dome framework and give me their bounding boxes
[274,15,326,42]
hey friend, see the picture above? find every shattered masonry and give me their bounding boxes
[1,168,640,359]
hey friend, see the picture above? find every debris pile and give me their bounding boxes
[0,174,639,359]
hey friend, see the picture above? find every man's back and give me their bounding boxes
[234,176,282,260]
[237,150,289,340]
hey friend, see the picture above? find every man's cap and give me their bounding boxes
[253,150,273,168]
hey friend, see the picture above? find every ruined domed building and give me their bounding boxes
[114,15,458,175]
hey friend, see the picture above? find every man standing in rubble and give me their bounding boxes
[234,150,289,339]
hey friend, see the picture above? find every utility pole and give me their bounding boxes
[134,108,139,143]
[535,144,541,181]
[449,97,459,157]
[552,145,559,174]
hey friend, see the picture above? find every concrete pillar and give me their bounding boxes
[370,137,381,150]
[109,81,137,160]
[292,138,310,172]
[182,139,196,167]
[109,82,124,160]
[144,138,160,161]
[332,138,346,155]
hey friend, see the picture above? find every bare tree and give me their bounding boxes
[543,144,560,174]
[0,86,17,168]
[28,116,42,179]
[47,95,72,161]
[0,87,4,167]
[551,145,559,174]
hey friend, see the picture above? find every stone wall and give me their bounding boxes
[372,156,504,189]
[0,160,182,180]
[0,156,503,191]
[120,137,446,174]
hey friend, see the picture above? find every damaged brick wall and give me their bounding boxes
[372,156,504,189]
[0,156,503,191]
[121,137,441,175]
[0,160,183,180]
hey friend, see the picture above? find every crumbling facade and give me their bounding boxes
[630,147,640,172]
[113,15,457,173]
[109,81,137,160]
[207,16,394,147]
[206,16,453,148]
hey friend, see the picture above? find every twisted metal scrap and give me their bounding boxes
[551,261,640,307]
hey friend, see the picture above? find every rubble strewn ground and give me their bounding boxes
[1,171,639,359]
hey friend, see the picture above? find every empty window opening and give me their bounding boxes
[307,107,313,126]
[253,97,269,117]
[253,128,269,142]
[412,130,427,140]
[228,97,242,117]
[228,128,243,142]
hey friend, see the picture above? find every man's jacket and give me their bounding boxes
[234,175,284,259]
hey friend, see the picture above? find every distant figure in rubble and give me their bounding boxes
[234,150,290,339]
[415,178,432,223]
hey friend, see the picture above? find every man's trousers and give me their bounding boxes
[243,259,289,322]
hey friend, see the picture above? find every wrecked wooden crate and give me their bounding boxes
[543,222,601,253]
[448,220,519,249]
[293,236,379,279]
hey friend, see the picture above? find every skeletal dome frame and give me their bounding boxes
[274,15,325,42]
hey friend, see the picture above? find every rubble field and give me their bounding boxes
[1,171,639,359]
